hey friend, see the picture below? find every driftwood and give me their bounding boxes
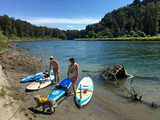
[100,65,159,106]
[151,102,158,108]
[100,64,130,85]
[121,77,142,102]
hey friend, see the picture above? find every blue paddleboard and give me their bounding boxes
[48,78,72,101]
[20,70,53,83]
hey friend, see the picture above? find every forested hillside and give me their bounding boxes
[85,0,160,38]
[0,0,160,41]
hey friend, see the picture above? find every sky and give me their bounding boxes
[0,0,134,30]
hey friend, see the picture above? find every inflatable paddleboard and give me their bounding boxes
[21,70,53,83]
[48,77,72,101]
[26,74,55,90]
[75,77,94,108]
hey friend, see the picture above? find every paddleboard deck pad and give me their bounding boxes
[75,77,94,108]
[26,74,55,90]
[48,78,72,101]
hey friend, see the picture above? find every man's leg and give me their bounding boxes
[57,70,59,83]
[54,71,57,83]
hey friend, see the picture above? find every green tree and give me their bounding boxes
[137,30,146,37]
[114,28,121,37]
[59,33,66,39]
[87,31,95,38]
[1,15,12,36]
[133,0,140,5]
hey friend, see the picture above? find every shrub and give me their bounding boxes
[0,31,8,51]
[0,86,7,97]
[137,30,146,37]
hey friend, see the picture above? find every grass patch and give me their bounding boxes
[74,37,160,41]
[0,86,7,97]
[9,36,62,41]
[0,31,8,51]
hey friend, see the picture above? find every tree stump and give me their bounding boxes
[100,64,130,84]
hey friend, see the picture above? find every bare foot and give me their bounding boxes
[52,82,57,85]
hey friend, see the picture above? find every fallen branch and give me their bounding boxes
[121,77,142,102]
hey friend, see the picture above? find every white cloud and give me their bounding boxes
[66,25,85,30]
[24,17,101,25]
[67,25,73,28]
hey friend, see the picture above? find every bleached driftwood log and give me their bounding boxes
[100,64,130,85]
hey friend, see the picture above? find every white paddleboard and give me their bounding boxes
[75,77,94,108]
[26,75,55,90]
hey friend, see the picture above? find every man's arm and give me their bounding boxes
[48,63,51,73]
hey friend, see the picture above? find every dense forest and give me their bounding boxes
[0,0,160,41]
[85,0,160,38]
[0,15,86,40]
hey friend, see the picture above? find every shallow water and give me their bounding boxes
[15,40,160,105]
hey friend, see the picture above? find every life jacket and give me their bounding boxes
[38,98,48,103]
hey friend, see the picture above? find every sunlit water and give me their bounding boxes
[15,40,160,104]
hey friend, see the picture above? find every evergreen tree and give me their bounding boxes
[0,0,160,40]
[133,0,140,5]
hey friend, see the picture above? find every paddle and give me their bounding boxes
[56,84,67,88]
[38,77,44,89]
[31,72,43,79]
[31,70,49,79]
[82,70,101,73]
[79,84,82,102]
[37,74,52,89]
[57,77,70,88]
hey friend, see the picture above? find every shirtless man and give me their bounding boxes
[48,56,60,83]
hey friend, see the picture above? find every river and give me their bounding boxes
[15,40,160,108]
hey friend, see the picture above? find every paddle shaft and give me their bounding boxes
[38,76,52,88]
[80,84,82,99]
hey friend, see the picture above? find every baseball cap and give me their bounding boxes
[50,56,53,59]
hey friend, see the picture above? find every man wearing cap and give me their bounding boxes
[67,57,79,96]
[48,56,60,84]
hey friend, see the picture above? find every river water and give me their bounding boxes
[15,40,160,106]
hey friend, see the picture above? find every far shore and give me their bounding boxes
[74,36,160,41]
[2,33,160,42]
[9,37,62,42]
[10,36,160,42]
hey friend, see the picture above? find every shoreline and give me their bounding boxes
[0,51,44,120]
[74,37,160,41]
[9,38,63,42]
[2,31,160,42]
[0,64,27,120]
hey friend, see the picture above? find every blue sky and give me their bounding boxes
[0,0,134,30]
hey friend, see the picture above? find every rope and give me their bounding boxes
[20,42,61,61]
[7,41,60,120]
[8,91,34,120]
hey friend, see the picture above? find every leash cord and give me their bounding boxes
[8,91,33,120]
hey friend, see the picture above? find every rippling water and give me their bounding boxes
[15,40,160,104]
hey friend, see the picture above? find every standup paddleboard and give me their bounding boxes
[26,74,55,90]
[75,77,94,108]
[21,70,53,83]
[48,78,72,101]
